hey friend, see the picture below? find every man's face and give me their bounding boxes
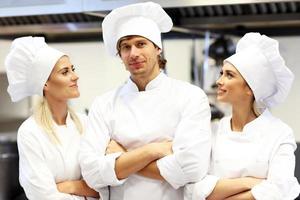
[118,36,161,80]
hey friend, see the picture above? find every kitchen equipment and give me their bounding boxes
[0,133,24,200]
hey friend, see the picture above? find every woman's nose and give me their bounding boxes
[71,71,79,81]
[216,76,223,86]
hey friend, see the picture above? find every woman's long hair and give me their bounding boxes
[33,97,83,144]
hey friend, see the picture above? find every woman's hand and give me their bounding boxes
[57,181,73,194]
[57,180,99,198]
[106,140,126,154]
[206,176,264,200]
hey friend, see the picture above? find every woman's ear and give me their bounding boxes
[43,83,48,91]
[246,86,253,96]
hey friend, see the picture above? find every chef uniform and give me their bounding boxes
[79,2,212,200]
[5,37,102,200]
[185,33,300,200]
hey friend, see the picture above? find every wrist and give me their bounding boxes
[71,181,78,194]
[57,181,74,194]
[144,143,162,160]
[65,181,75,194]
[240,177,256,190]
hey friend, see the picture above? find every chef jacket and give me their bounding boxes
[79,72,212,200]
[18,113,104,200]
[185,109,300,200]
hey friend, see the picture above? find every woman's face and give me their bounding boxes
[216,62,253,104]
[44,56,79,101]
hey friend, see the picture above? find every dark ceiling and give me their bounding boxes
[0,1,300,42]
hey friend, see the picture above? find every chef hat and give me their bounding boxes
[5,36,65,102]
[225,32,294,109]
[102,1,173,56]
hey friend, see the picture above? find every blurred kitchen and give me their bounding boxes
[0,0,300,199]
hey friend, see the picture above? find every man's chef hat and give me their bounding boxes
[5,36,65,102]
[225,32,294,109]
[102,1,173,56]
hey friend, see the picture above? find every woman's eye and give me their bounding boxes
[226,73,233,78]
[62,70,68,75]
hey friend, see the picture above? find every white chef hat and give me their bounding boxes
[102,1,173,56]
[5,36,65,102]
[225,32,294,109]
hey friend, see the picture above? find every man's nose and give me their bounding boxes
[129,46,139,58]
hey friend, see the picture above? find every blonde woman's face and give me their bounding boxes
[216,62,253,104]
[44,56,80,101]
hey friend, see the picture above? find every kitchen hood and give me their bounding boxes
[0,0,300,41]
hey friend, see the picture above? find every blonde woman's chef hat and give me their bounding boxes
[225,32,294,109]
[102,1,173,56]
[5,36,65,102]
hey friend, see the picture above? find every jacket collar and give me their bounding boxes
[122,71,167,95]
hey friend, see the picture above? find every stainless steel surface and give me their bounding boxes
[1,1,300,39]
[0,135,22,200]
[0,22,101,35]
[0,0,81,17]
[0,73,30,123]
[0,132,18,142]
[83,0,300,10]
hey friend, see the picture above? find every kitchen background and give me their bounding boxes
[0,0,300,199]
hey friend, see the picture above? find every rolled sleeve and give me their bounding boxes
[99,152,126,186]
[80,98,127,191]
[157,89,212,188]
[251,131,300,200]
[157,155,186,188]
[184,175,219,200]
[251,180,282,200]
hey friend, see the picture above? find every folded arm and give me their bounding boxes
[106,139,172,180]
[224,191,255,200]
[251,131,300,200]
[206,177,262,200]
[80,97,174,191]
[157,90,212,189]
[18,128,84,200]
[137,161,164,180]
[57,180,99,198]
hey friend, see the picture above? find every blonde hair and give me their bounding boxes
[33,97,83,144]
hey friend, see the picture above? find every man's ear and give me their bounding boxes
[157,48,162,55]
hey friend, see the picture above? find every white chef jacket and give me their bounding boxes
[185,109,300,200]
[18,112,104,200]
[79,72,212,200]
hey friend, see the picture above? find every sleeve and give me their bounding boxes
[17,126,83,200]
[157,89,212,189]
[184,175,220,200]
[79,97,126,192]
[251,129,300,200]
